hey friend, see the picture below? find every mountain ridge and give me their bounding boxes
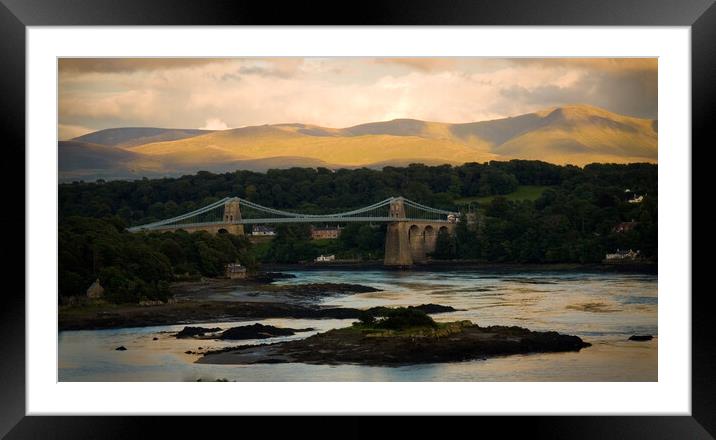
[62,104,657,181]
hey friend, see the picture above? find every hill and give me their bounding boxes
[71,127,213,148]
[60,105,657,181]
[58,141,165,180]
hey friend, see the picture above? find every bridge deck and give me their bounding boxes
[127,196,460,233]
[130,217,454,232]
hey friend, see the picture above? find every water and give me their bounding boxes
[58,269,657,381]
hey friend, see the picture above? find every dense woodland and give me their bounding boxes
[58,160,657,303]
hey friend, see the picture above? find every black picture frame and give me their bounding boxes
[2,0,712,437]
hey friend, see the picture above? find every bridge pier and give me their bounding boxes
[384,198,411,266]
[384,221,455,266]
[383,198,455,267]
[409,224,427,263]
[384,222,414,266]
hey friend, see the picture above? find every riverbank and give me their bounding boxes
[59,300,347,331]
[264,261,657,274]
[59,300,458,331]
[59,278,382,331]
[59,264,656,331]
[171,277,380,303]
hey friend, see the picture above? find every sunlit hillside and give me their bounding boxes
[60,104,657,181]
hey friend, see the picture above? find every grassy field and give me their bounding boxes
[454,185,551,206]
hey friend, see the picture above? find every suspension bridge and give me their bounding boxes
[128,196,460,266]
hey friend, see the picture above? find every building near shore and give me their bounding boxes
[225,263,247,279]
[315,254,336,262]
[86,278,104,299]
[605,249,641,262]
[310,225,341,240]
[628,194,645,204]
[252,225,276,236]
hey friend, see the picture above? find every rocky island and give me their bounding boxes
[198,308,591,366]
[175,323,314,340]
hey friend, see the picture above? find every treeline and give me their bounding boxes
[58,160,618,226]
[440,189,657,263]
[261,184,657,265]
[260,223,386,263]
[251,161,657,264]
[59,217,255,302]
[57,161,658,300]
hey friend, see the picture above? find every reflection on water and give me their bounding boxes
[59,270,657,382]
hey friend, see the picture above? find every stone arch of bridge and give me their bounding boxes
[408,224,427,262]
[423,225,437,254]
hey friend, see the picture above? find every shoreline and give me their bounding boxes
[58,300,457,332]
[59,264,656,332]
[59,300,361,332]
[263,261,657,274]
[60,279,384,331]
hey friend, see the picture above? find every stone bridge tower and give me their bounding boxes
[384,198,412,266]
[219,198,244,235]
[384,197,456,267]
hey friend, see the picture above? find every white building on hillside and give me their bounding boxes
[252,225,276,236]
[315,254,336,262]
[605,249,641,261]
[628,194,645,204]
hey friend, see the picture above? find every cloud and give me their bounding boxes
[501,84,583,106]
[497,64,657,119]
[507,58,657,74]
[236,59,304,78]
[58,57,658,132]
[59,58,229,74]
[60,89,158,120]
[201,118,229,130]
[551,58,657,73]
[58,124,93,140]
[375,58,459,72]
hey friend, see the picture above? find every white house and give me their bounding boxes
[252,225,276,236]
[225,262,247,279]
[315,254,336,262]
[628,194,645,204]
[605,249,640,261]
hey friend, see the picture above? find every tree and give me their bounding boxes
[432,229,456,260]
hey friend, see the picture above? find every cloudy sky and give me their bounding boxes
[58,57,657,140]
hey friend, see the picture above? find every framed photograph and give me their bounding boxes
[3,0,712,437]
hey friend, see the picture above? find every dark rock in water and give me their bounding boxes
[115,346,127,351]
[258,358,290,364]
[176,326,222,339]
[285,283,382,296]
[199,322,592,367]
[629,335,653,341]
[249,272,297,283]
[219,323,311,340]
[364,303,457,318]
[408,304,458,314]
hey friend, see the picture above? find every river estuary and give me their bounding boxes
[58,269,657,381]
